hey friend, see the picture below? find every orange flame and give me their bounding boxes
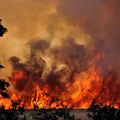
[1,52,120,109]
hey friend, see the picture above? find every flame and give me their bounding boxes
[1,51,120,109]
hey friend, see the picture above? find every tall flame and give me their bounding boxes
[1,51,116,109]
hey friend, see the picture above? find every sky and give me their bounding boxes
[0,0,89,78]
[0,0,120,81]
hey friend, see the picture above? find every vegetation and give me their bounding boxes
[1,19,120,120]
[88,99,120,120]
[0,20,80,120]
[0,19,7,37]
[0,19,9,99]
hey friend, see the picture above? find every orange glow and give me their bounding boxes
[0,52,119,109]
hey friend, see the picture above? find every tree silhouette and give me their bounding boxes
[88,99,120,120]
[0,19,9,98]
[0,79,9,98]
[0,19,7,37]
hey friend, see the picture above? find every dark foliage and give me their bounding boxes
[34,108,78,120]
[0,64,5,69]
[0,19,7,37]
[0,62,10,99]
[0,91,9,98]
[0,79,9,91]
[0,20,9,99]
[88,99,120,120]
[11,100,21,110]
[0,107,81,120]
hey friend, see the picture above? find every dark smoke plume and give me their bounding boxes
[7,0,120,107]
[8,37,88,106]
[58,0,120,103]
[58,0,120,72]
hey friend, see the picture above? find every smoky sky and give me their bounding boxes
[57,0,120,102]
[0,0,120,89]
[0,0,120,107]
[28,39,50,54]
[58,0,120,73]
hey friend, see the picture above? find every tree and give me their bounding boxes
[88,100,120,120]
[0,19,7,37]
[0,19,9,98]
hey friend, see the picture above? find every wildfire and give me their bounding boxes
[0,0,119,111]
[0,47,119,110]
[1,51,118,109]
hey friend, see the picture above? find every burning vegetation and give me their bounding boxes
[0,42,120,110]
[0,0,120,112]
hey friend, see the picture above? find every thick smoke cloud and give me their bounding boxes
[58,0,120,72]
[52,38,87,73]
[1,0,120,106]
[28,38,88,79]
[9,56,26,70]
[8,37,88,105]
[57,0,120,103]
[28,39,50,55]
[58,0,101,36]
[0,0,88,79]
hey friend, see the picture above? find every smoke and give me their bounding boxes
[1,0,119,78]
[0,0,56,38]
[8,35,88,106]
[0,0,120,107]
[58,0,120,72]
[0,0,88,79]
[29,37,88,79]
[57,0,120,103]
[52,38,87,73]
